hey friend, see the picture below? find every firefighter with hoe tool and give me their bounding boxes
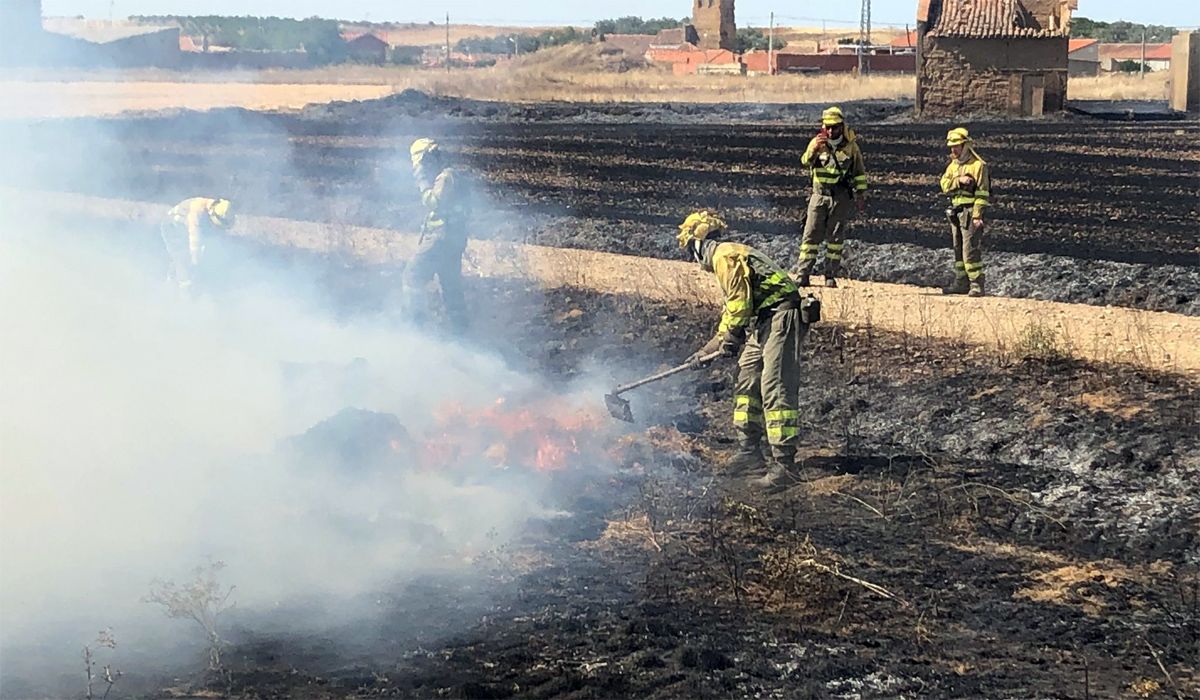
[160,196,235,294]
[605,212,818,486]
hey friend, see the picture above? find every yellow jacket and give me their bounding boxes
[705,242,799,333]
[167,197,220,264]
[801,129,868,194]
[414,166,469,235]
[940,152,990,219]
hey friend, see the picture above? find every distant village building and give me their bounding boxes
[889,30,919,54]
[917,0,1074,117]
[693,0,736,51]
[1098,43,1172,72]
[1068,38,1099,76]
[599,33,656,57]
[1170,31,1200,112]
[342,31,389,64]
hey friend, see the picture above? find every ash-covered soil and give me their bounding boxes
[5,218,1193,699]
[7,90,1198,315]
[124,243,1197,700]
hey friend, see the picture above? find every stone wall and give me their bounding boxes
[920,36,1067,116]
[692,0,735,51]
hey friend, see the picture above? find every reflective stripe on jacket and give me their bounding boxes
[800,129,868,194]
[940,154,990,219]
[710,242,799,333]
[415,166,469,233]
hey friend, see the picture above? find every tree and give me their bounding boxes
[1070,16,1176,43]
[736,27,787,53]
[594,16,686,36]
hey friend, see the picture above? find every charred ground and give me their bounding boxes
[8,92,1199,314]
[96,237,1197,699]
[4,93,1198,698]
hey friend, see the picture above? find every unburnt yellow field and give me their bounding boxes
[0,80,396,119]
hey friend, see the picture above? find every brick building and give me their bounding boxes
[1068,38,1099,76]
[917,0,1075,117]
[693,0,735,51]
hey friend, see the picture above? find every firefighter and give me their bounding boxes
[161,196,234,292]
[794,106,868,288]
[939,127,991,297]
[679,211,811,487]
[408,138,469,331]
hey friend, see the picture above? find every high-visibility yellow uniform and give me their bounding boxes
[796,128,867,282]
[407,139,470,330]
[939,148,990,286]
[161,197,231,289]
[698,240,808,457]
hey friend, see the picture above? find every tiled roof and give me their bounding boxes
[1068,37,1097,52]
[890,30,919,48]
[928,0,1072,39]
[1099,43,1172,61]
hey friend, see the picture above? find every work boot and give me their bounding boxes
[795,272,811,288]
[726,444,766,477]
[755,451,796,488]
[968,277,985,297]
[942,277,970,295]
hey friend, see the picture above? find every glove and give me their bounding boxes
[719,331,744,357]
[957,174,976,189]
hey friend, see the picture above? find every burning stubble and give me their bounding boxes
[0,212,617,689]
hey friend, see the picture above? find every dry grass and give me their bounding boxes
[5,43,914,105]
[0,80,394,118]
[1068,72,1170,100]
[397,64,914,104]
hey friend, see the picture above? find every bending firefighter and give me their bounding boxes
[679,211,815,487]
[408,138,470,331]
[939,127,991,297]
[161,196,234,292]
[795,106,867,288]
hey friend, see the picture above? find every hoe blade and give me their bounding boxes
[604,392,634,423]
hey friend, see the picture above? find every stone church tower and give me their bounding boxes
[693,0,735,51]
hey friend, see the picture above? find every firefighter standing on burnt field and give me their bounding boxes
[160,196,235,293]
[679,211,818,487]
[794,106,868,288]
[939,127,991,297]
[408,137,470,331]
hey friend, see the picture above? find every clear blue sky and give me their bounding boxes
[42,0,1198,28]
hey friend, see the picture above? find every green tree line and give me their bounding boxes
[593,16,687,35]
[1071,17,1177,43]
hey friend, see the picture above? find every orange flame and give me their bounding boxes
[420,397,605,473]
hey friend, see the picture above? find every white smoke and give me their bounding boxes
[0,198,580,689]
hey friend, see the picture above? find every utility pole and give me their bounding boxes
[445,12,451,72]
[859,0,873,76]
[1140,27,1146,79]
[768,12,775,75]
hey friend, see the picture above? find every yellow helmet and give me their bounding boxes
[410,137,439,168]
[946,127,971,146]
[821,106,845,126]
[209,198,233,227]
[677,210,727,249]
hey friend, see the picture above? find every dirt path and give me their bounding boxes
[8,187,1198,376]
[0,81,396,119]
